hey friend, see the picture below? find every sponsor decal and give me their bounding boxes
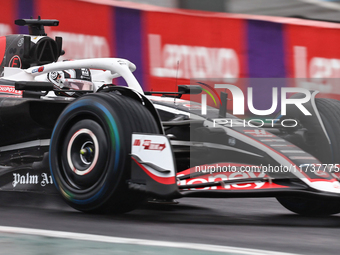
[50,71,58,79]
[9,55,21,68]
[149,34,239,81]
[0,85,23,95]
[133,139,141,146]
[287,20,340,99]
[32,67,44,73]
[142,140,166,151]
[81,68,90,76]
[133,138,166,151]
[12,173,53,188]
[178,170,285,190]
[17,38,24,47]
[293,46,340,94]
[228,137,236,146]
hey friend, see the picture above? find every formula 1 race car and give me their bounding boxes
[1,18,340,216]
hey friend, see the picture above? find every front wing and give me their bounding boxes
[129,132,340,200]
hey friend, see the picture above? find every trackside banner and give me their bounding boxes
[285,23,340,100]
[144,11,246,93]
[0,0,339,96]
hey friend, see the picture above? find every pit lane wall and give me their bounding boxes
[0,0,340,103]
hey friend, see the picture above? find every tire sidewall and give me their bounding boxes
[50,96,126,210]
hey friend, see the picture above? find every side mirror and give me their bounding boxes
[178,85,202,95]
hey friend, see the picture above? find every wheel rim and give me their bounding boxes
[60,119,109,191]
[80,141,94,165]
[66,128,100,176]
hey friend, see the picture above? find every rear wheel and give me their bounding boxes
[50,92,160,213]
[277,98,340,216]
[314,98,340,163]
[277,196,340,216]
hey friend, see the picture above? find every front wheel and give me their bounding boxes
[49,92,161,213]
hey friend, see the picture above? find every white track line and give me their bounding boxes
[0,226,299,255]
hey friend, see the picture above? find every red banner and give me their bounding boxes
[0,0,340,102]
[285,23,340,99]
[143,11,247,92]
[0,0,16,36]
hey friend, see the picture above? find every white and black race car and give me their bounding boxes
[1,18,340,216]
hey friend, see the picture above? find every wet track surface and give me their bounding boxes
[0,192,340,254]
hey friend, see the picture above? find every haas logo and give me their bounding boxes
[9,55,22,68]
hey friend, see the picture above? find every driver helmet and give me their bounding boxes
[47,68,93,95]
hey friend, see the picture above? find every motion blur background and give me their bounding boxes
[0,0,339,104]
[0,2,339,254]
[124,0,340,22]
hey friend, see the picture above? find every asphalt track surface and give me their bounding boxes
[0,192,340,255]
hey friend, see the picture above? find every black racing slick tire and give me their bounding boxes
[277,196,340,216]
[49,92,160,214]
[277,98,340,216]
[314,98,340,163]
